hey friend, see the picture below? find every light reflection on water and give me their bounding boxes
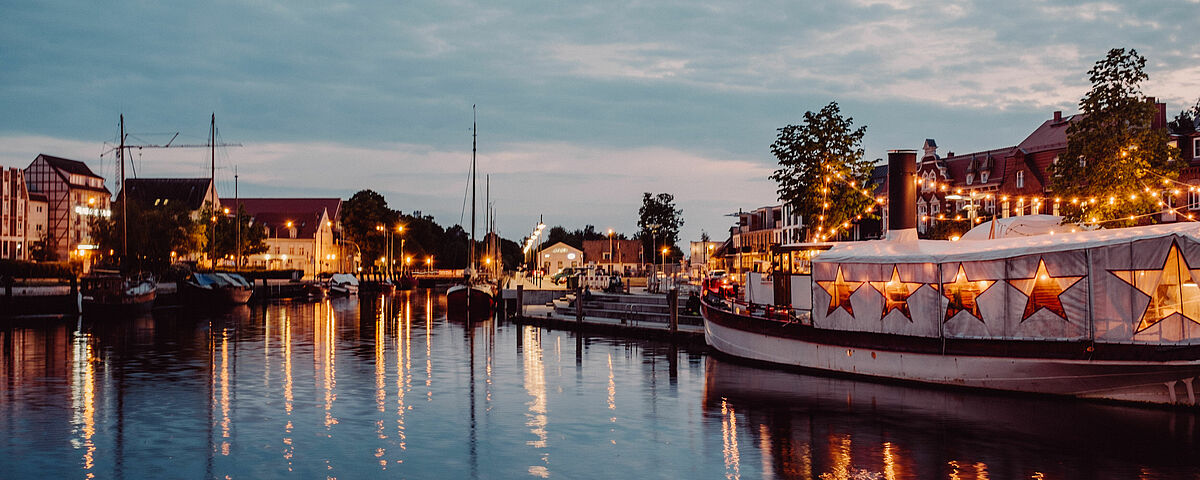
[0,290,1196,479]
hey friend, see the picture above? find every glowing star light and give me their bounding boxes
[817,266,862,317]
[869,266,926,321]
[1008,258,1083,322]
[942,264,995,322]
[1110,242,1200,333]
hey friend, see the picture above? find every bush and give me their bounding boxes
[0,260,78,279]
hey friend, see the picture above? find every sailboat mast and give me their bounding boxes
[210,113,217,271]
[485,174,490,277]
[235,166,240,270]
[469,105,477,272]
[120,114,128,261]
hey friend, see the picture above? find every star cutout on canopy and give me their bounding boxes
[869,266,925,321]
[817,265,862,317]
[1110,242,1200,333]
[943,264,995,322]
[1008,258,1084,322]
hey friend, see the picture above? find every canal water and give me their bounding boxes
[2,290,1198,479]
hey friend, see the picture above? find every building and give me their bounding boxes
[119,177,219,214]
[23,154,111,261]
[537,241,582,274]
[727,205,783,274]
[235,198,342,275]
[581,238,643,274]
[25,193,47,258]
[1,167,31,260]
[687,241,721,270]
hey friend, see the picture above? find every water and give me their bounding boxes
[1,290,1197,479]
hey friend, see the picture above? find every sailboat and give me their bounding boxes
[81,115,157,315]
[447,106,497,321]
[180,114,253,305]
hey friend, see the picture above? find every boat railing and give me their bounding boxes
[707,291,810,325]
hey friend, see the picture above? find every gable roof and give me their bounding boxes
[235,198,342,239]
[119,178,214,210]
[1017,114,1079,154]
[38,154,103,178]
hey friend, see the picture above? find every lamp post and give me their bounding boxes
[607,228,614,273]
[397,225,405,276]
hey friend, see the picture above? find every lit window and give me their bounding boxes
[1190,183,1200,210]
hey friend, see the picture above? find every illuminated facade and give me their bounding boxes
[23,154,111,260]
[537,241,581,274]
[235,198,342,275]
[1,167,31,259]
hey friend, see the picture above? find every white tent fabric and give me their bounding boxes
[808,223,1200,344]
[960,215,1078,240]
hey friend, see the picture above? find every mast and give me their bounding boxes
[120,115,128,262]
[469,105,477,274]
[485,174,490,278]
[235,166,240,270]
[210,113,217,271]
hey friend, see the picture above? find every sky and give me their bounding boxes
[2,0,1199,249]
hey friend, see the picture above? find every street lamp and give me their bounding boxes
[607,228,614,272]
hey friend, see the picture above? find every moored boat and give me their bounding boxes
[328,273,359,296]
[702,150,1200,407]
[180,272,254,305]
[81,269,156,315]
[447,281,496,321]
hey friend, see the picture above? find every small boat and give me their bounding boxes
[328,273,359,296]
[81,269,156,315]
[180,272,253,305]
[447,277,497,321]
[359,273,396,295]
[304,282,329,300]
[396,273,417,290]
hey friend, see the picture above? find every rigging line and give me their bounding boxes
[460,126,474,227]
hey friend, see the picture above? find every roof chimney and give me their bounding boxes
[1053,111,1062,122]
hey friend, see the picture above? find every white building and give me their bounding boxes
[538,241,582,274]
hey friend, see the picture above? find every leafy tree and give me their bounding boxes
[541,224,607,250]
[1169,98,1200,135]
[199,204,268,267]
[1048,48,1180,225]
[637,192,683,263]
[90,199,204,273]
[341,190,399,267]
[770,101,876,241]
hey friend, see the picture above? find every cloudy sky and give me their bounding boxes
[2,0,1198,246]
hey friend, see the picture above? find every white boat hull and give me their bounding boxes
[703,302,1200,406]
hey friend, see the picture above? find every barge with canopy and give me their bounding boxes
[702,149,1200,406]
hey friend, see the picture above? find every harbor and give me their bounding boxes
[3,291,1198,479]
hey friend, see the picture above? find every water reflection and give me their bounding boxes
[703,356,1200,479]
[3,292,1197,479]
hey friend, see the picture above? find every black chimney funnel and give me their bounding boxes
[887,149,917,238]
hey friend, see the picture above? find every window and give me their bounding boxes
[1053,202,1061,216]
[1190,183,1200,210]
[1194,138,1200,160]
[980,172,989,183]
[918,203,928,232]
[1002,200,1010,218]
[1016,171,1025,188]
[985,197,995,214]
[966,173,974,185]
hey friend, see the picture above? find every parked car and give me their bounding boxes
[550,267,581,285]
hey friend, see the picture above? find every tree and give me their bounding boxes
[1169,98,1200,135]
[341,190,399,267]
[1048,48,1181,225]
[90,199,204,273]
[200,204,268,266]
[770,102,876,241]
[637,192,683,262]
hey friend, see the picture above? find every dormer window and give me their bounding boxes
[966,173,974,185]
[1193,138,1200,160]
[980,172,989,183]
[1016,171,1025,188]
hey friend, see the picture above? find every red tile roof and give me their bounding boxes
[235,198,342,239]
